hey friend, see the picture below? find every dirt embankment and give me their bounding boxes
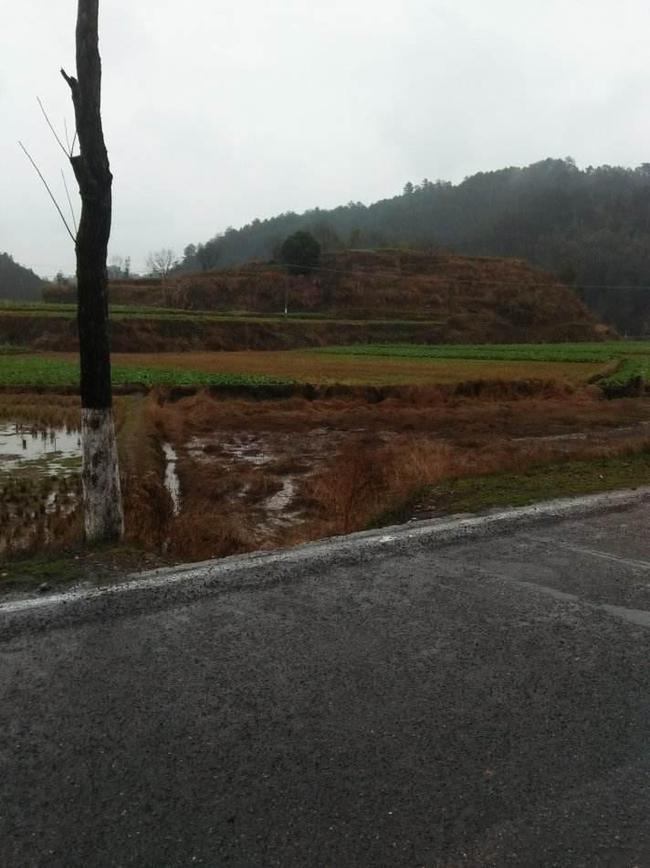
[0,315,449,353]
[2,312,604,353]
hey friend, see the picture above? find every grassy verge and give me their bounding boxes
[0,545,168,596]
[375,449,650,526]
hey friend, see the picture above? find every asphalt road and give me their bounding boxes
[1,494,650,867]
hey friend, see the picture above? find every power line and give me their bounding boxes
[204,261,650,292]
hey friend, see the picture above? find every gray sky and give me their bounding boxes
[2,0,650,277]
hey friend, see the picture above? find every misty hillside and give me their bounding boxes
[0,253,43,301]
[179,158,650,333]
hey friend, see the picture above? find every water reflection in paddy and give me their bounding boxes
[0,421,81,475]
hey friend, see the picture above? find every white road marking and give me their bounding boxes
[527,536,650,572]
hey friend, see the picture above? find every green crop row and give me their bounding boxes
[598,358,650,390]
[312,341,650,364]
[0,356,292,388]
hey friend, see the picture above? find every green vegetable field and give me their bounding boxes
[0,356,292,388]
[312,342,650,390]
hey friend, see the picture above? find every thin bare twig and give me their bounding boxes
[36,96,70,158]
[18,141,76,243]
[63,118,78,157]
[61,168,78,236]
[64,118,72,156]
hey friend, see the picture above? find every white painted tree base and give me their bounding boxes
[81,408,125,542]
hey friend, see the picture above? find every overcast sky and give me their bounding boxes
[2,0,650,277]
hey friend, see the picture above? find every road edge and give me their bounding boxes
[2,485,649,638]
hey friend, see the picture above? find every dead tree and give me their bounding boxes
[61,0,124,542]
[147,248,178,280]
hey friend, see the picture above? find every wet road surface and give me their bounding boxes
[1,497,649,866]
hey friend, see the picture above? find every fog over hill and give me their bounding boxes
[181,158,650,283]
[179,158,650,333]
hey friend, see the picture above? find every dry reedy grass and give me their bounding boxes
[0,476,82,559]
[0,394,81,430]
[301,432,650,539]
[165,502,255,560]
[119,396,173,550]
[142,388,650,555]
[306,435,453,535]
[147,387,649,442]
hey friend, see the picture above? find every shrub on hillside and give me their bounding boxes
[279,231,321,276]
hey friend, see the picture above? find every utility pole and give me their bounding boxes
[61,0,124,542]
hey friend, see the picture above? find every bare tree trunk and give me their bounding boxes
[62,0,124,542]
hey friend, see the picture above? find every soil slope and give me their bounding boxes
[34,249,612,351]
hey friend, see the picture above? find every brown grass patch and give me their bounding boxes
[306,435,453,535]
[165,504,255,561]
[148,387,650,441]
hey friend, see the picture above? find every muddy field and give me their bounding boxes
[2,384,650,576]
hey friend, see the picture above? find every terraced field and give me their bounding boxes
[0,350,607,388]
[313,342,650,391]
[4,339,650,390]
[0,300,441,326]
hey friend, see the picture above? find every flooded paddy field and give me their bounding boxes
[0,421,80,470]
[0,418,81,556]
[2,384,650,589]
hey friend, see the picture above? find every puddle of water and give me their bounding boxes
[180,428,353,537]
[188,434,273,466]
[266,478,296,513]
[0,421,81,475]
[162,442,181,516]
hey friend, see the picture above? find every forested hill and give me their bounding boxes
[0,253,43,301]
[182,157,650,289]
